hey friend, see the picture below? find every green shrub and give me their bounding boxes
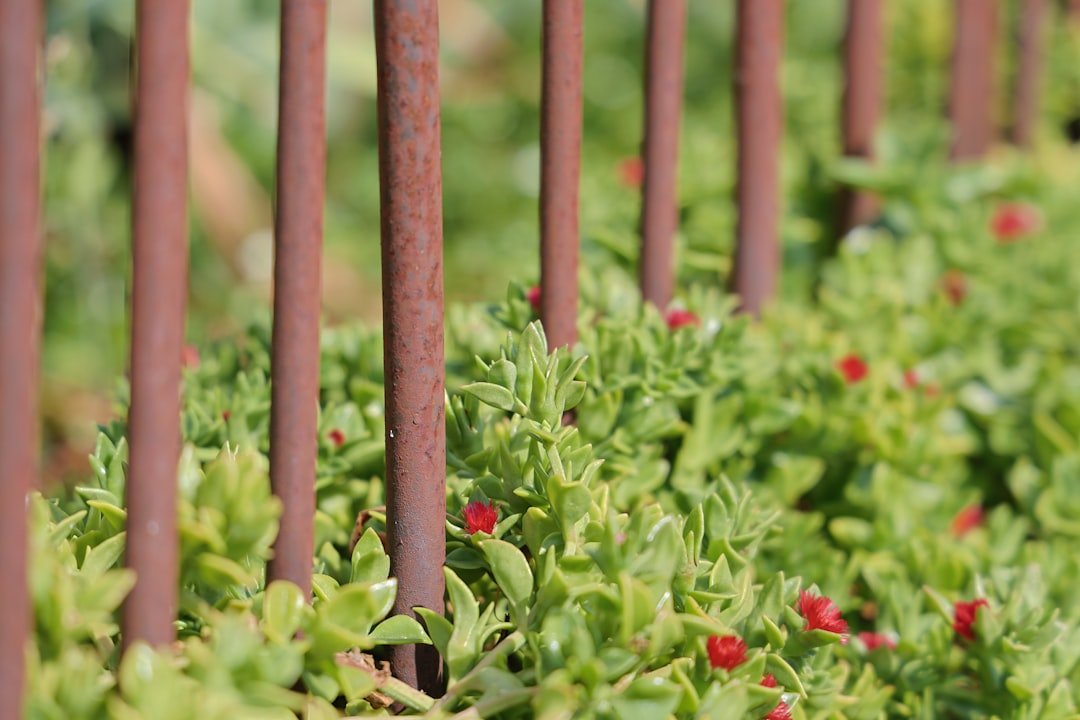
[27,117,1080,719]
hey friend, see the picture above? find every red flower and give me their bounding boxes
[941,270,968,306]
[765,702,792,720]
[222,410,231,422]
[181,344,200,369]
[526,285,541,314]
[951,505,984,537]
[706,635,748,670]
[990,202,1041,243]
[903,369,920,389]
[665,308,699,330]
[328,429,346,448]
[954,598,989,641]
[799,590,849,634]
[761,673,778,688]
[618,157,644,188]
[858,631,897,651]
[836,354,868,385]
[463,500,498,535]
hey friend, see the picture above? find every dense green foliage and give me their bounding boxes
[30,139,1080,717]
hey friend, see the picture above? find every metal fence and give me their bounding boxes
[0,0,1053,711]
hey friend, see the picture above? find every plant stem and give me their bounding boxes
[380,676,436,713]
[447,687,538,720]
[430,631,526,713]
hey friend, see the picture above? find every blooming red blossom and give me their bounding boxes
[954,598,989,641]
[665,308,699,331]
[181,344,200,369]
[858,631,897,651]
[617,157,644,188]
[941,270,968,306]
[836,354,868,385]
[765,702,792,720]
[799,590,849,634]
[761,674,778,688]
[706,635,748,670]
[463,500,499,535]
[990,202,1041,243]
[328,429,346,448]
[526,285,541,314]
[951,505,984,537]
[903,369,920,389]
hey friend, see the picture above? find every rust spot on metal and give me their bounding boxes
[0,0,43,714]
[123,0,191,652]
[639,0,687,309]
[839,0,884,232]
[267,0,328,601]
[374,0,447,695]
[949,0,999,161]
[540,0,584,348]
[1011,0,1047,148]
[730,0,784,317]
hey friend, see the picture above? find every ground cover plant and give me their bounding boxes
[25,131,1080,718]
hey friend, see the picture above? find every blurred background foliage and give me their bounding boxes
[38,0,1080,483]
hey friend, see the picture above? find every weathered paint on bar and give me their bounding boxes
[0,0,43,713]
[840,0,884,231]
[640,0,687,309]
[374,0,447,695]
[540,0,584,348]
[267,0,328,600]
[1011,0,1047,147]
[123,0,191,650]
[731,0,784,316]
[949,0,999,160]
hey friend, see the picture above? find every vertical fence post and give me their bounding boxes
[1011,0,1047,147]
[374,0,447,695]
[0,0,43,714]
[123,0,190,650]
[731,0,784,317]
[839,0,884,232]
[639,0,687,310]
[540,0,584,348]
[949,0,999,161]
[266,0,328,598]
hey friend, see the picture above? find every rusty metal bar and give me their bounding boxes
[1011,0,1047,147]
[266,0,328,599]
[123,0,190,651]
[730,0,783,316]
[949,0,999,161]
[374,0,447,695]
[539,0,584,348]
[639,0,687,309]
[0,0,42,713]
[839,0,884,231]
